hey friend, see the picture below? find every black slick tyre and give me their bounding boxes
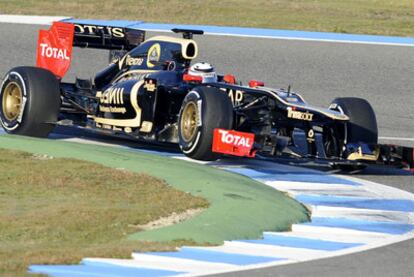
[330,97,378,144]
[178,86,233,161]
[0,66,60,137]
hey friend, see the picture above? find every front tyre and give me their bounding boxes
[178,86,233,161]
[0,66,60,137]
[330,97,378,144]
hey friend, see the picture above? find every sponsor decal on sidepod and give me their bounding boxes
[287,107,314,121]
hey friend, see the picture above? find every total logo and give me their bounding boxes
[39,43,70,60]
[213,128,255,157]
[218,129,253,147]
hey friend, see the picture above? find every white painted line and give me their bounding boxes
[264,231,383,244]
[129,253,239,273]
[190,241,329,261]
[82,258,182,271]
[92,254,239,273]
[263,181,373,197]
[0,14,69,25]
[379,136,414,142]
[291,224,391,239]
[311,206,414,224]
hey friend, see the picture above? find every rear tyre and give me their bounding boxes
[178,86,233,161]
[0,66,60,137]
[330,97,378,144]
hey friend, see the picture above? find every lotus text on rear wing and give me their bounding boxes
[74,24,125,38]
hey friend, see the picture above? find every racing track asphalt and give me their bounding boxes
[0,23,413,277]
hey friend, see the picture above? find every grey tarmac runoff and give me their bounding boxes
[0,22,413,277]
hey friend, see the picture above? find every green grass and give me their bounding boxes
[0,135,310,242]
[1,0,414,36]
[0,148,208,275]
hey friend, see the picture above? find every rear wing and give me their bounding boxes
[73,23,145,50]
[36,22,145,78]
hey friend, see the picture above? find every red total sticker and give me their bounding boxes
[212,128,255,157]
[36,22,74,78]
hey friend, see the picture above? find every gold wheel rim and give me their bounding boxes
[180,102,198,142]
[2,82,22,121]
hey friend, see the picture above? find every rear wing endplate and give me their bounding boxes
[36,21,145,78]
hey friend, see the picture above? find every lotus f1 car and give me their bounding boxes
[0,22,412,169]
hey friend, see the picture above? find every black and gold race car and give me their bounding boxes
[0,22,412,168]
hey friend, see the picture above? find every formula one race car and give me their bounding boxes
[0,22,412,168]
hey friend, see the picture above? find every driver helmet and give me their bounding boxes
[188,62,217,83]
